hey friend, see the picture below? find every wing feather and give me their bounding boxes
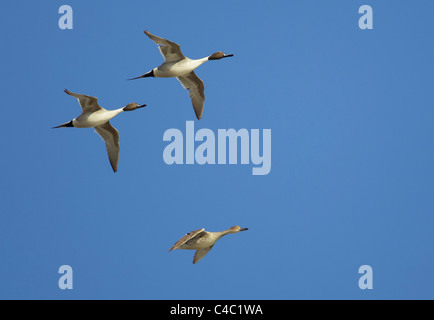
[169,228,205,252]
[64,89,102,113]
[177,72,205,120]
[193,245,214,264]
[144,30,185,62]
[94,121,119,173]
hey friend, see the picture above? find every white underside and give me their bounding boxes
[73,109,123,128]
[154,57,208,78]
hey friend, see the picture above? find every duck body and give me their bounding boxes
[178,231,222,250]
[53,89,146,172]
[72,109,124,128]
[129,30,233,120]
[153,57,208,78]
[170,226,248,264]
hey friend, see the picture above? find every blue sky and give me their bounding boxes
[0,0,433,299]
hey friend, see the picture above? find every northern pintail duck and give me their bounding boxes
[169,226,248,264]
[53,89,147,172]
[129,30,233,120]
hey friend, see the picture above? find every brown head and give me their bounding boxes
[208,51,234,60]
[123,102,147,111]
[228,225,248,233]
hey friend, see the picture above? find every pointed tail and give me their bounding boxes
[52,120,73,128]
[127,70,155,80]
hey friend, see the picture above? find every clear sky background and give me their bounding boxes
[0,0,433,299]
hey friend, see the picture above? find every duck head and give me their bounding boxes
[228,225,248,233]
[123,102,147,111]
[208,51,234,60]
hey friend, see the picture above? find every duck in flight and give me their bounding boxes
[169,226,248,264]
[53,89,147,172]
[129,30,233,120]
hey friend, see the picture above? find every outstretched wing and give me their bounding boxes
[144,30,185,62]
[177,72,205,120]
[193,245,214,264]
[64,89,102,113]
[169,228,205,252]
[94,121,120,173]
